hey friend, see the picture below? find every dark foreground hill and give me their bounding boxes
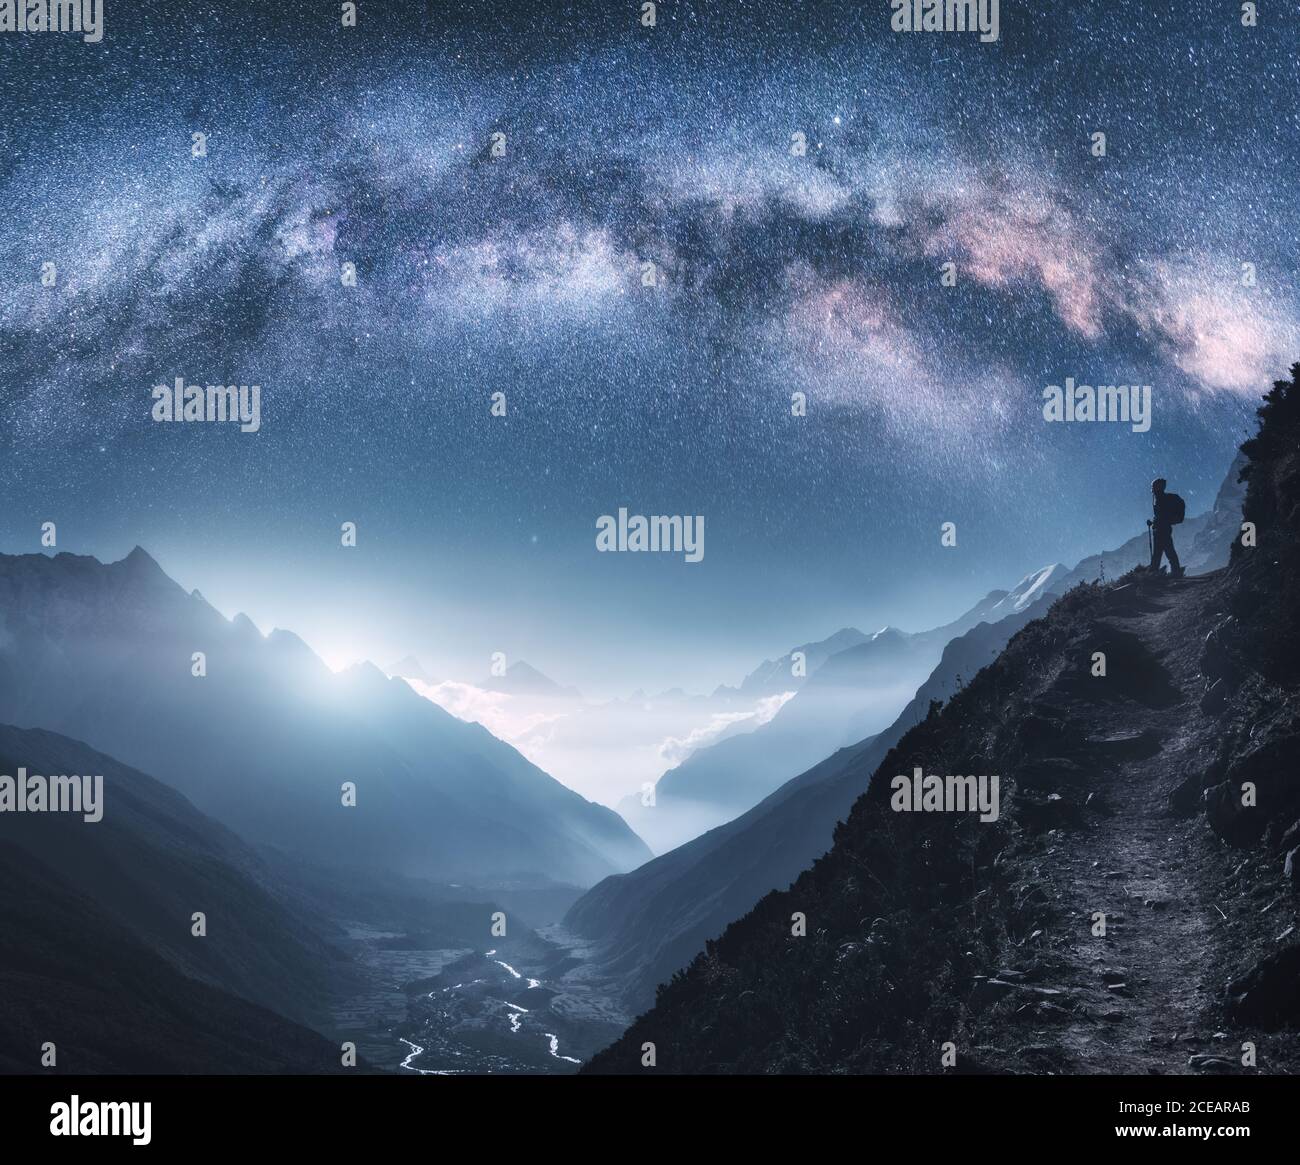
[583,364,1300,1074]
[0,725,357,1073]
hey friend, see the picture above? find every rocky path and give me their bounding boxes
[977,574,1298,1074]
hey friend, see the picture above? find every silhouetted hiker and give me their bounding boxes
[1147,478,1185,577]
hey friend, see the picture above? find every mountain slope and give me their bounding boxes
[0,843,355,1075]
[0,724,356,1073]
[0,724,348,1027]
[0,551,649,886]
[621,628,926,851]
[582,364,1300,1073]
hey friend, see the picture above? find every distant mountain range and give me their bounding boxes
[401,658,794,813]
[0,549,649,887]
[710,627,873,701]
[478,660,583,700]
[386,655,438,686]
[616,581,1036,853]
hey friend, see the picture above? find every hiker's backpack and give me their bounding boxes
[1166,493,1186,525]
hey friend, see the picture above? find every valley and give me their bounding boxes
[334,923,628,1074]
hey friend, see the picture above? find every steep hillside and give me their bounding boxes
[0,724,349,1027]
[0,552,649,886]
[583,365,1300,1073]
[0,843,356,1075]
[0,725,358,1073]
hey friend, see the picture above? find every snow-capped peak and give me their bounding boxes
[992,564,1068,615]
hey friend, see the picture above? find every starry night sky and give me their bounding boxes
[1,0,1296,693]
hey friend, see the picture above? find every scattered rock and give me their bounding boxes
[1015,1043,1073,1070]
[1215,733,1300,843]
[1188,1054,1234,1073]
[1086,729,1165,760]
[1016,1000,1077,1024]
[865,918,893,947]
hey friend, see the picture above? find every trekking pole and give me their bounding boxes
[1146,520,1153,563]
